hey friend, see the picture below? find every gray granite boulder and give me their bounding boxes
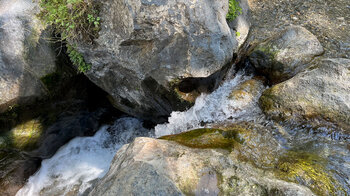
[0,0,56,113]
[249,26,323,84]
[76,0,238,122]
[89,136,315,196]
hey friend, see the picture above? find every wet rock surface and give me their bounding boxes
[76,0,238,122]
[228,76,265,106]
[249,26,323,83]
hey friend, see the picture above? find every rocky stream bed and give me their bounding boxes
[0,0,349,195]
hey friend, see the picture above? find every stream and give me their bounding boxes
[16,69,350,195]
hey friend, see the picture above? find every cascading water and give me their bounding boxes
[154,70,265,137]
[16,68,350,195]
[17,70,263,196]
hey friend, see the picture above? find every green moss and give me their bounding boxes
[159,127,245,150]
[168,78,198,104]
[226,0,242,21]
[259,88,276,112]
[275,151,344,196]
[236,31,241,37]
[0,119,43,151]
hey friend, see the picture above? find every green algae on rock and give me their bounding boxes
[159,128,242,150]
[275,151,345,196]
[160,123,284,169]
[229,77,265,104]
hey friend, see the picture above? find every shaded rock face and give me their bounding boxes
[77,0,237,122]
[249,26,323,84]
[89,136,315,196]
[0,0,57,113]
[259,58,350,131]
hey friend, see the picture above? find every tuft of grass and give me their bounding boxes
[38,0,99,72]
[226,0,242,21]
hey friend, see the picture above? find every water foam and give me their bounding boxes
[155,71,264,137]
[16,118,152,196]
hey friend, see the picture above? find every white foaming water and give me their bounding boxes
[17,118,153,196]
[155,71,264,137]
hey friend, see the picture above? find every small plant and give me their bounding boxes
[236,31,241,37]
[67,44,91,73]
[226,0,242,21]
[38,0,100,41]
[38,0,100,72]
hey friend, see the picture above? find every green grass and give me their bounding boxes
[227,0,242,21]
[38,0,99,72]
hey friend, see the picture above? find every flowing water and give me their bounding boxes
[17,70,350,195]
[154,71,262,137]
[16,118,153,196]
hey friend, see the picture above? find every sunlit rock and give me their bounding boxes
[0,0,56,113]
[260,58,350,131]
[88,136,315,196]
[228,77,265,107]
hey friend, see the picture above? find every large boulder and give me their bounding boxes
[249,26,323,84]
[88,135,316,196]
[89,120,346,195]
[77,0,238,122]
[259,58,350,131]
[0,0,57,113]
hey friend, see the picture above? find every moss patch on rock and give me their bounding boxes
[275,151,345,196]
[159,128,243,150]
[160,123,283,169]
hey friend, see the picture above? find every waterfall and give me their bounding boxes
[155,70,265,137]
[17,70,266,196]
